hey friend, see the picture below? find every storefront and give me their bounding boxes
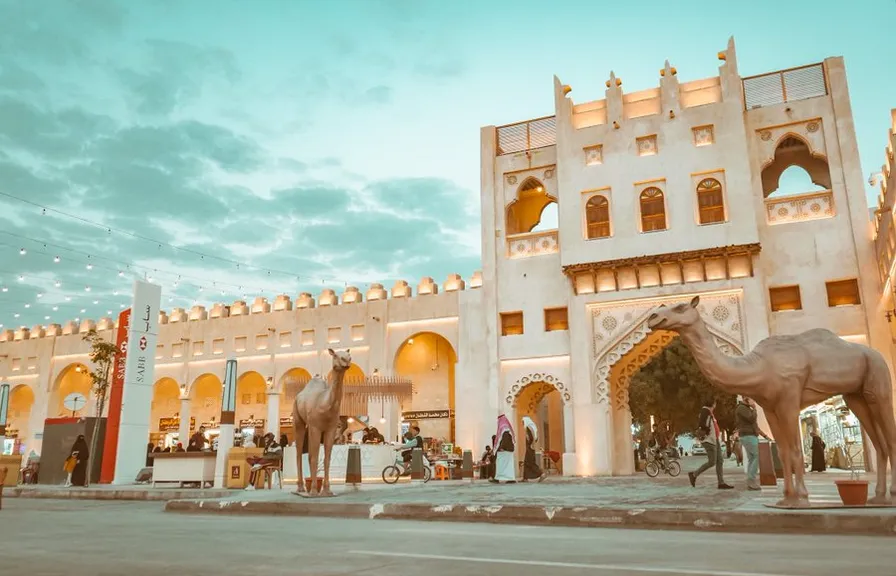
[151,417,196,449]
[799,396,865,470]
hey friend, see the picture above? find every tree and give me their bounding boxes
[82,328,118,486]
[628,337,736,438]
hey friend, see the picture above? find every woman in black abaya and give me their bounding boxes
[522,417,546,482]
[810,431,826,472]
[69,435,90,487]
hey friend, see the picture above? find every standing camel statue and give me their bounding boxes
[292,348,351,497]
[647,296,896,507]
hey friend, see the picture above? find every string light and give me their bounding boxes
[17,275,23,281]
[85,286,91,292]
[37,293,43,298]
[55,281,61,287]
[1,287,6,292]
[54,255,60,263]
[24,304,30,308]
[14,313,19,318]
[86,263,93,270]
[118,270,123,277]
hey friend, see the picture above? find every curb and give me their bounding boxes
[9,488,231,501]
[164,499,896,536]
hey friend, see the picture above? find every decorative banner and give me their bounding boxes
[158,417,195,433]
[238,418,265,429]
[100,308,130,483]
[113,280,161,484]
[401,409,453,420]
[0,382,9,437]
[221,358,237,425]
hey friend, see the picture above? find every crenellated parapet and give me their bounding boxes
[1,271,483,341]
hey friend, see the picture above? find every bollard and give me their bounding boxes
[462,450,474,480]
[346,445,362,487]
[410,448,423,481]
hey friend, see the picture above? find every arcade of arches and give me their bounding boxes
[394,332,456,443]
[4,384,34,454]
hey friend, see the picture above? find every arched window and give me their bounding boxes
[761,135,831,198]
[696,178,725,224]
[505,177,557,235]
[585,195,610,239]
[639,187,667,232]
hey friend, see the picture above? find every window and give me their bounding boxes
[585,195,611,239]
[255,333,269,351]
[192,340,204,356]
[544,307,569,331]
[693,125,714,147]
[769,286,802,311]
[301,329,314,346]
[327,327,342,344]
[234,336,247,352]
[172,342,184,358]
[212,338,225,355]
[826,279,861,307]
[350,324,365,342]
[640,187,667,232]
[156,344,165,360]
[696,178,725,224]
[500,312,524,336]
[279,331,291,348]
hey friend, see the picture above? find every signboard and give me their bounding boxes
[113,280,162,484]
[401,410,453,420]
[279,416,294,427]
[238,418,265,429]
[100,308,130,483]
[158,417,195,433]
[200,421,219,430]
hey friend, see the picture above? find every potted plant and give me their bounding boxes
[834,433,868,506]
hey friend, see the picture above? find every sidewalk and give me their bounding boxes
[8,483,230,501]
[162,462,896,536]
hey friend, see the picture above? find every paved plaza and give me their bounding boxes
[2,498,895,576]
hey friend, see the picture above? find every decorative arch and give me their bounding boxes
[591,292,746,404]
[505,372,572,408]
[279,367,313,397]
[188,372,222,400]
[505,176,558,235]
[760,131,831,197]
[51,362,92,417]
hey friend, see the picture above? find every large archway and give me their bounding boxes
[278,367,312,442]
[190,373,223,432]
[51,363,92,418]
[4,384,34,455]
[394,332,457,443]
[236,371,267,435]
[150,377,181,448]
[512,380,565,475]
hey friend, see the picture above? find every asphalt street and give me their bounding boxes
[2,499,894,576]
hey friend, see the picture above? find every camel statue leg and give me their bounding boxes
[321,425,336,497]
[292,412,307,494]
[863,355,896,499]
[843,393,889,502]
[306,427,323,497]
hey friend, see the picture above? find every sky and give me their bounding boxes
[0,0,894,330]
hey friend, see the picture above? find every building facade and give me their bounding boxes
[0,39,888,477]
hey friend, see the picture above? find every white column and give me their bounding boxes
[562,402,577,476]
[574,402,613,476]
[178,397,191,447]
[266,390,279,436]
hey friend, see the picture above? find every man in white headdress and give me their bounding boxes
[490,415,516,484]
[521,416,546,482]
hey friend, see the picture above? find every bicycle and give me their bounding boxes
[644,448,681,478]
[382,452,433,484]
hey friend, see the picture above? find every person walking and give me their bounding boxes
[521,417,547,482]
[736,396,769,490]
[810,431,827,472]
[688,399,733,490]
[67,435,90,487]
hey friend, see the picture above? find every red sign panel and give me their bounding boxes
[99,308,130,483]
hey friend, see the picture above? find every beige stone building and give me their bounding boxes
[0,38,888,477]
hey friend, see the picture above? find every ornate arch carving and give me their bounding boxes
[590,291,746,404]
[505,372,572,408]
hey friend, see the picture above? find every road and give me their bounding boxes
[2,499,893,576]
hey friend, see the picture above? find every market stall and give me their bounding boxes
[151,451,216,488]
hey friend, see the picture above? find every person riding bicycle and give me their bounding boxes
[648,424,670,470]
[396,425,423,475]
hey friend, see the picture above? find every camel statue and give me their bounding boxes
[292,348,351,497]
[647,296,896,507]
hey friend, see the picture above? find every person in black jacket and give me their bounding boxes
[688,399,734,490]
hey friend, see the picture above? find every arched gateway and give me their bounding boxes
[589,289,747,475]
[505,373,575,475]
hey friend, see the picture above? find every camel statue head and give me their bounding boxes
[646,296,701,332]
[328,348,352,371]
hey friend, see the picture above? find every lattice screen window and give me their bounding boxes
[696,178,725,224]
[640,187,667,232]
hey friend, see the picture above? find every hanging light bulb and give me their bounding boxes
[86,263,93,270]
[52,306,58,311]
[1,286,7,293]
[14,313,19,318]
[80,308,86,314]
[92,300,98,305]
[118,270,123,277]
[55,281,61,288]
[37,293,43,298]
[113,290,118,296]
[17,274,24,282]
[107,310,112,315]
[44,316,50,320]
[19,247,26,255]
[85,286,91,292]
[65,296,71,302]
[54,255,60,263]
[119,304,125,309]
[24,303,30,308]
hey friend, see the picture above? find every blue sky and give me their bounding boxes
[0,0,893,329]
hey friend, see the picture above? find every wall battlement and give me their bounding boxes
[0,270,483,344]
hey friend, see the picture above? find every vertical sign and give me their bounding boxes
[0,382,9,438]
[99,308,130,483]
[112,280,162,484]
